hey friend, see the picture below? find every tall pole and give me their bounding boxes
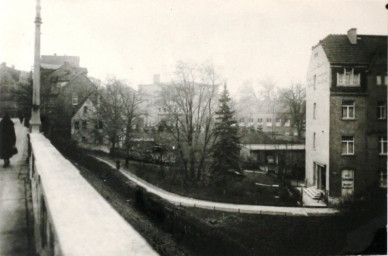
[30,0,42,133]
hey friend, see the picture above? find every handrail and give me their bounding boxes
[29,133,158,256]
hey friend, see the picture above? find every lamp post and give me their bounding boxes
[30,0,42,133]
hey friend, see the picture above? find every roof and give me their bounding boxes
[316,34,387,65]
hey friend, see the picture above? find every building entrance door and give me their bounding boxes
[316,164,326,190]
[314,162,326,190]
[341,170,354,197]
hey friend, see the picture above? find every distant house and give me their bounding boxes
[137,74,170,127]
[305,28,387,204]
[41,54,80,68]
[241,143,305,177]
[71,96,107,151]
[0,63,30,117]
[40,60,97,140]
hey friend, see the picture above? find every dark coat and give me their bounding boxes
[0,117,16,159]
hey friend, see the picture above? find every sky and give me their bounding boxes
[0,0,386,95]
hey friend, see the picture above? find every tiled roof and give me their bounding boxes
[317,34,387,65]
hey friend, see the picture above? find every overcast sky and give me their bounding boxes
[0,0,386,94]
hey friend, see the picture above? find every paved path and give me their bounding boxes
[94,156,339,216]
[0,120,33,255]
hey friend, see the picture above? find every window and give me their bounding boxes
[82,136,87,143]
[376,75,382,85]
[313,103,316,119]
[313,132,316,150]
[266,118,272,127]
[284,119,290,127]
[337,68,360,87]
[379,136,387,155]
[385,75,388,86]
[158,108,161,113]
[342,100,355,119]
[257,118,263,123]
[82,121,87,130]
[276,119,281,127]
[379,169,387,188]
[377,102,386,120]
[74,121,79,130]
[341,136,354,155]
[72,94,78,105]
[83,106,88,114]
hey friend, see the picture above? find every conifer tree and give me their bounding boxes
[211,84,241,181]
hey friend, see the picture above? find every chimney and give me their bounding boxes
[153,74,160,84]
[347,28,357,44]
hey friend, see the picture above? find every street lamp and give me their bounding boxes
[30,0,42,133]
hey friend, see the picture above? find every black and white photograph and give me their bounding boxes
[0,0,386,255]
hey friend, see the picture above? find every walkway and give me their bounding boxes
[94,156,339,216]
[0,120,33,255]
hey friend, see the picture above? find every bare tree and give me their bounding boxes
[279,83,306,140]
[98,77,126,154]
[160,61,219,182]
[119,86,144,149]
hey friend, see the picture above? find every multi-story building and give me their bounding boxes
[236,98,302,141]
[40,58,97,140]
[305,28,387,204]
[138,74,170,127]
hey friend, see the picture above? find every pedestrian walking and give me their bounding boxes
[0,113,17,168]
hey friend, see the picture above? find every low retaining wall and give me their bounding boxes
[65,147,252,255]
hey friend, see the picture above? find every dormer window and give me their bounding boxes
[337,68,360,87]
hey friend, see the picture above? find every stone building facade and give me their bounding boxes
[71,97,107,151]
[305,28,387,204]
